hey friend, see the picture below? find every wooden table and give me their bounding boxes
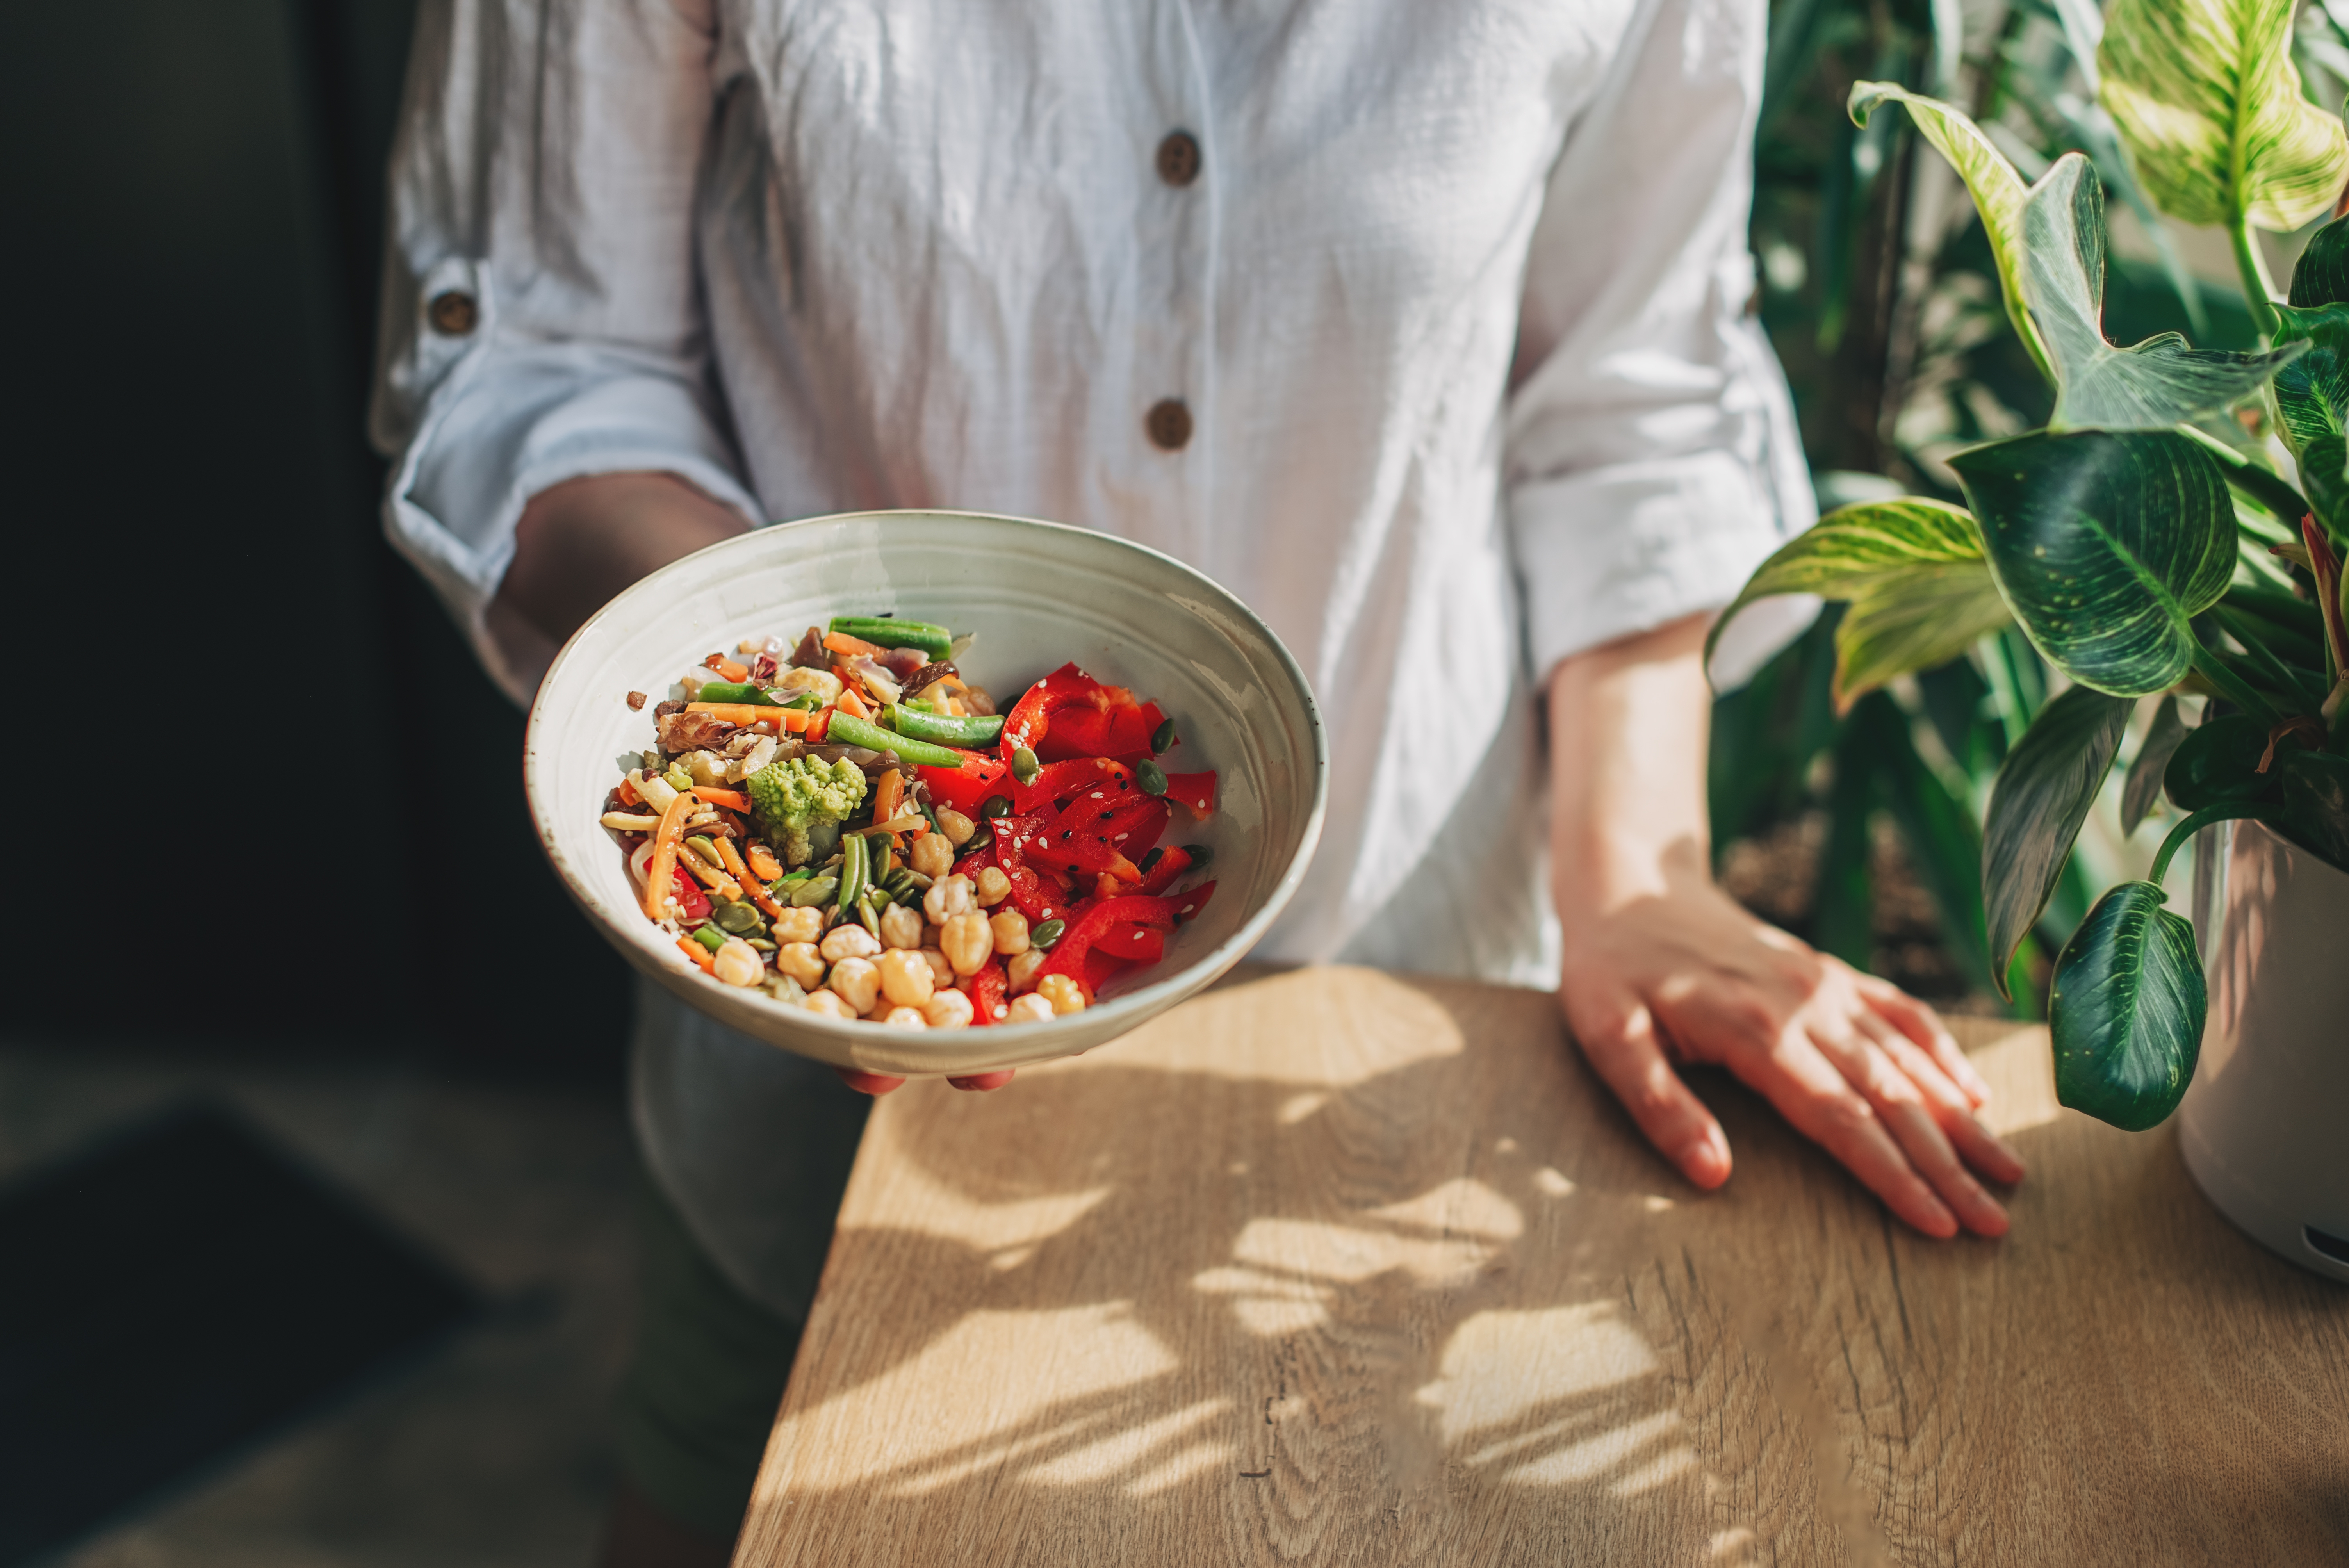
[734,967,2349,1566]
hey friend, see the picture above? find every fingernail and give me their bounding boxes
[1677,1135,1729,1188]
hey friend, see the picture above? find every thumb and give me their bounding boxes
[1569,995,1731,1189]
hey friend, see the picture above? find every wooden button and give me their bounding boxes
[1145,398,1193,451]
[427,290,479,336]
[1155,131,1201,188]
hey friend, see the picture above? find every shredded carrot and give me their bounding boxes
[745,842,784,881]
[691,786,751,813]
[642,789,697,919]
[686,701,778,726]
[677,849,742,900]
[807,707,832,744]
[704,654,750,681]
[712,834,752,883]
[824,630,887,659]
[616,774,643,807]
[836,685,872,721]
[711,836,784,917]
[677,935,717,974]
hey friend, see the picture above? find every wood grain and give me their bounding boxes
[733,966,2349,1567]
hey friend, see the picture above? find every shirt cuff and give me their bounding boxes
[383,345,763,706]
[1511,450,1790,683]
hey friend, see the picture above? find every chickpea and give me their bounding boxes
[771,905,824,945]
[879,903,925,951]
[827,956,880,1015]
[1037,973,1088,1015]
[820,923,882,964]
[923,988,975,1029]
[934,807,977,846]
[908,831,954,877]
[924,921,946,948]
[989,909,1031,957]
[923,873,975,924]
[1005,993,1056,1023]
[882,1006,929,1028]
[1007,948,1048,994]
[919,947,955,987]
[973,866,1012,907]
[939,911,994,976]
[802,989,855,1019]
[775,942,827,989]
[711,938,766,988]
[877,948,936,1008]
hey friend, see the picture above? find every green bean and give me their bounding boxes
[829,616,955,661]
[1010,747,1041,784]
[775,866,814,884]
[886,702,1005,748]
[824,712,970,768]
[691,925,727,953]
[1151,717,1176,754]
[1135,760,1169,796]
[695,681,778,705]
[836,832,868,913]
[1030,918,1066,950]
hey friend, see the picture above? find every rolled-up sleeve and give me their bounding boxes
[1504,0,1815,686]
[369,0,761,703]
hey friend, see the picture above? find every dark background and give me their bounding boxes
[0,0,633,1075]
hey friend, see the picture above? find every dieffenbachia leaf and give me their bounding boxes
[2098,0,2349,233]
[1950,429,2236,696]
[2288,212,2349,307]
[1850,82,2052,386]
[2048,880,2206,1131]
[1703,499,2013,711]
[1982,685,2133,996]
[2280,750,2349,874]
[2022,156,2300,429]
[2119,693,2186,837]
[2269,303,2349,531]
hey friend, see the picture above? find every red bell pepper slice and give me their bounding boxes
[1001,663,1167,763]
[1037,892,1191,986]
[1026,793,1167,879]
[1161,770,1216,820]
[1135,845,1196,897]
[672,868,711,924]
[1091,923,1166,964]
[1012,756,1134,818]
[917,754,1014,818]
[964,958,1008,1025]
[988,814,1070,926]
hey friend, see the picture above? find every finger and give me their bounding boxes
[836,1067,905,1095]
[1852,971,1991,1107]
[1859,1013,2025,1185]
[948,1069,1016,1092]
[1731,1033,1960,1238]
[1572,998,1732,1188]
[1818,1019,2008,1237]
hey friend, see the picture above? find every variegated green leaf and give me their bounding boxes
[1704,499,2013,709]
[2119,694,2186,837]
[2049,880,2205,1130]
[2099,0,2349,232]
[2270,302,2349,529]
[1982,686,2134,996]
[2023,156,2300,428]
[1849,82,2052,385]
[1950,430,2237,697]
[2288,212,2349,307]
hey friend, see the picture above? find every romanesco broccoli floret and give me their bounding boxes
[747,755,867,867]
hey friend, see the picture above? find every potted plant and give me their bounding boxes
[1713,0,2349,1279]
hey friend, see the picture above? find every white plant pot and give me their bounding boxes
[2182,819,2349,1284]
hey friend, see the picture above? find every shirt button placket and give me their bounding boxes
[1148,128,1201,453]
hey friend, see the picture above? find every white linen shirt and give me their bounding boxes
[374,0,1814,1311]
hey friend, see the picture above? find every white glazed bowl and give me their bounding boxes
[524,510,1327,1078]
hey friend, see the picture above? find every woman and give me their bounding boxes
[374,0,2023,1556]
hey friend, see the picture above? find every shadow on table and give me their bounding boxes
[750,968,2349,1564]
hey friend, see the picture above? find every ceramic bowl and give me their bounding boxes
[524,510,1326,1078]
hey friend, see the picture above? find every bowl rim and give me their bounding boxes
[521,507,1330,1058]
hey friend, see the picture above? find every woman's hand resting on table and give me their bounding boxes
[1549,614,2023,1238]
